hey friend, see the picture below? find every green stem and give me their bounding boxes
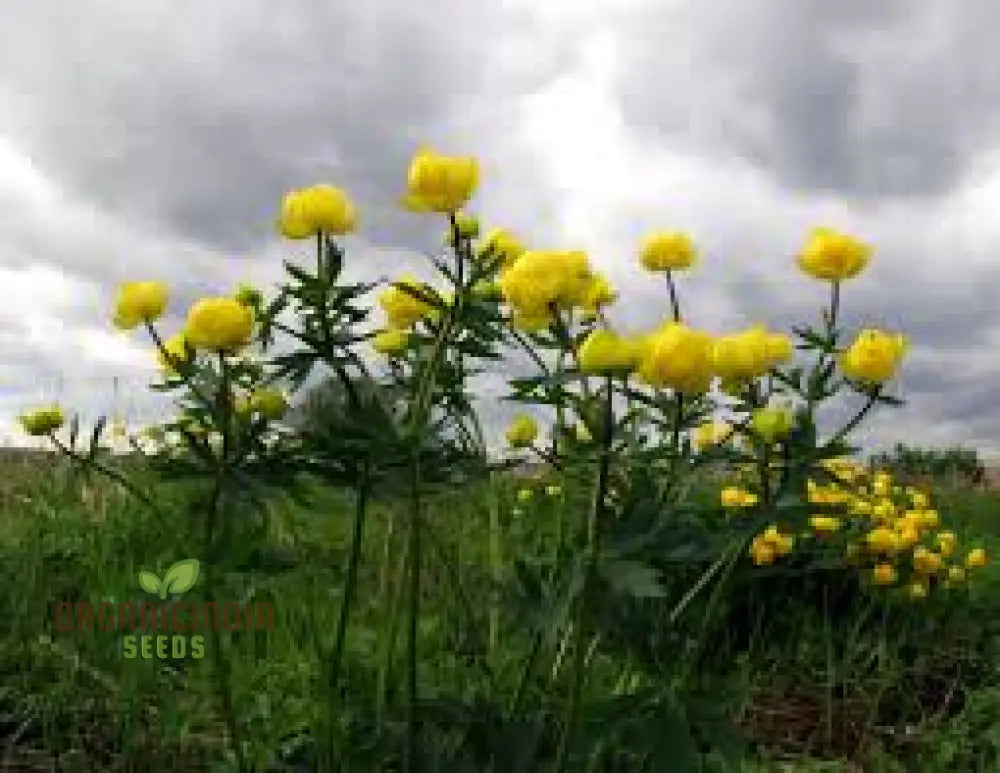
[553,374,613,772]
[205,354,247,773]
[48,436,164,518]
[405,449,423,772]
[666,272,682,323]
[325,455,373,760]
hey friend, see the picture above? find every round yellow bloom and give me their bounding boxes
[693,421,732,451]
[184,297,254,352]
[402,145,479,214]
[371,328,410,355]
[113,281,169,330]
[505,413,539,449]
[634,323,715,395]
[966,548,988,569]
[796,227,872,282]
[913,547,943,575]
[866,527,897,553]
[840,329,907,385]
[638,230,697,272]
[947,565,966,583]
[250,387,288,420]
[810,515,841,534]
[721,486,757,508]
[908,582,928,600]
[750,540,776,566]
[872,563,897,586]
[712,325,793,382]
[19,404,65,436]
[750,405,794,442]
[378,275,434,330]
[278,185,357,238]
[935,531,957,556]
[499,250,593,317]
[577,329,639,374]
[303,185,357,234]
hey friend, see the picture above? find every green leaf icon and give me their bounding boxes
[138,571,162,595]
[160,558,200,599]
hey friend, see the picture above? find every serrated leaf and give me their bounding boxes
[161,558,200,597]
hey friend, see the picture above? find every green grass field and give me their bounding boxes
[1,450,998,772]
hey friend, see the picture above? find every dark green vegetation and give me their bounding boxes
[1,446,998,772]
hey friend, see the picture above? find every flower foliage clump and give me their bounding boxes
[15,141,995,770]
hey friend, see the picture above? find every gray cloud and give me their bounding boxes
[1,0,999,461]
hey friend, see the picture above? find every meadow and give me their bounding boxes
[2,148,1000,772]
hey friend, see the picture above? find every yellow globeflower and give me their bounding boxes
[157,332,192,374]
[638,230,697,272]
[796,227,872,282]
[250,387,288,420]
[505,413,539,449]
[19,404,65,436]
[872,563,897,586]
[912,547,943,575]
[712,325,790,381]
[935,531,957,557]
[750,405,794,442]
[721,486,757,508]
[947,565,966,583]
[908,582,928,600]
[113,281,169,330]
[184,297,254,352]
[866,527,897,553]
[378,275,434,330]
[277,190,314,239]
[577,329,639,374]
[634,323,715,395]
[750,540,776,566]
[371,328,410,355]
[402,145,479,214]
[499,250,593,317]
[810,516,841,535]
[840,329,908,385]
[301,184,357,235]
[693,421,732,451]
[966,548,988,569]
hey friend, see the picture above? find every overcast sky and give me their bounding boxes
[2,0,1000,461]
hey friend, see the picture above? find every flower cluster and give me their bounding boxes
[741,460,990,600]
